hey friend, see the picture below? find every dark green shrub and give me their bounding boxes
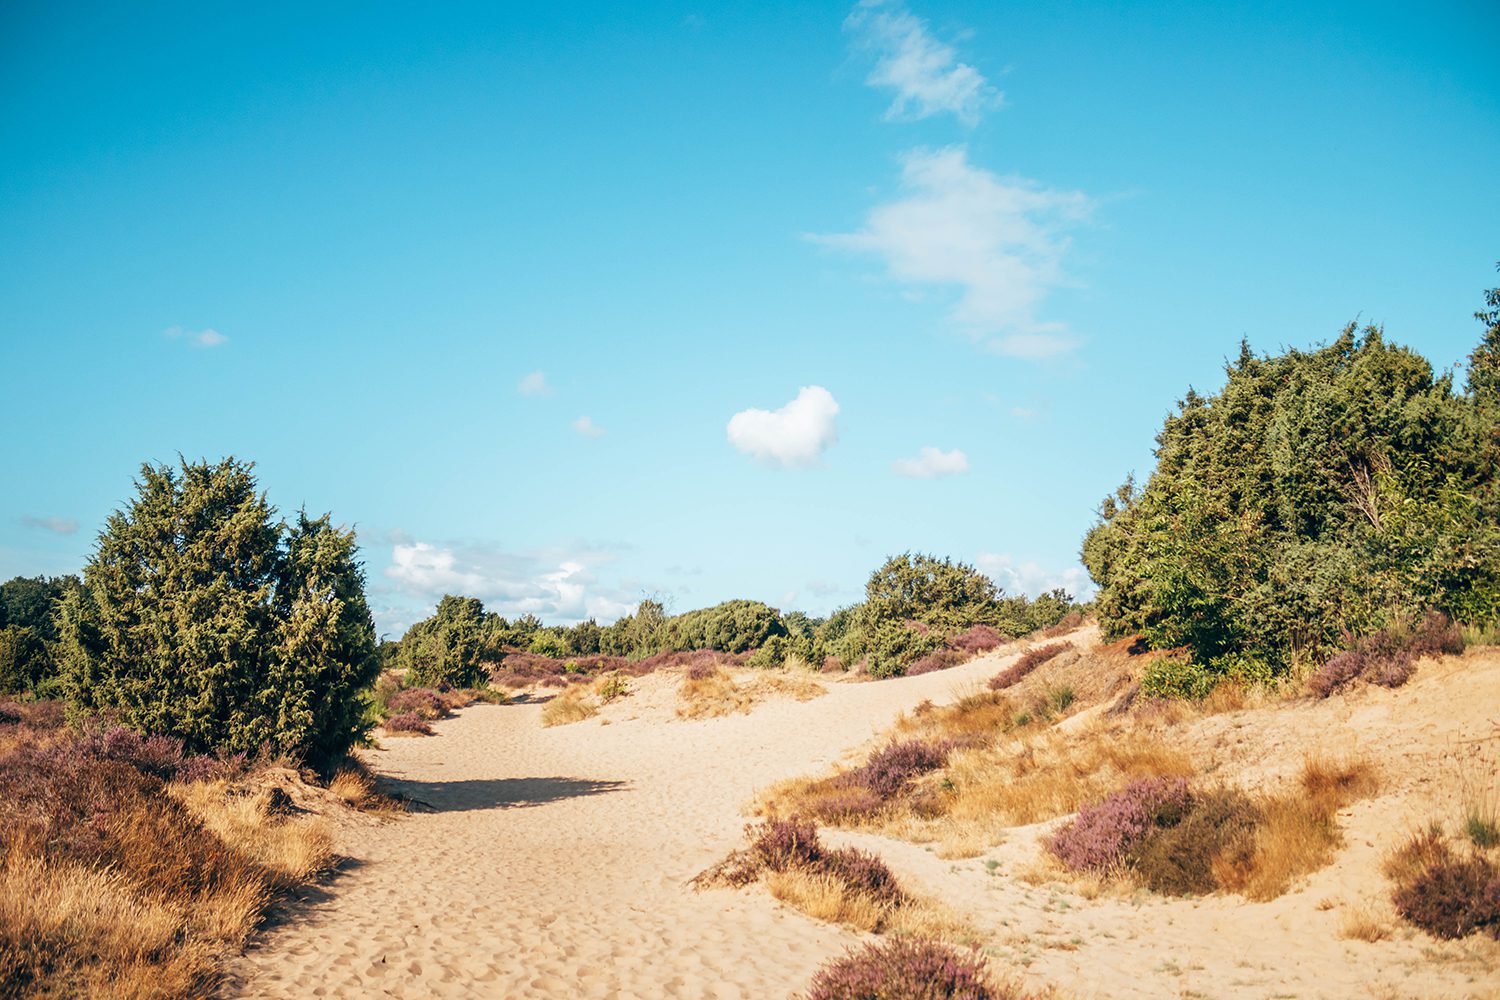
[400,595,489,689]
[1084,287,1500,677]
[1140,657,1218,700]
[57,458,378,767]
[866,619,942,678]
[667,599,788,654]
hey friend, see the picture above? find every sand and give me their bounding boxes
[229,640,1500,999]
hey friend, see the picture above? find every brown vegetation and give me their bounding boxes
[677,667,825,720]
[0,707,350,998]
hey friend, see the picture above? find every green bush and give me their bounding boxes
[866,620,942,679]
[58,458,379,767]
[527,630,570,659]
[0,625,49,694]
[399,595,490,689]
[667,599,789,654]
[1085,282,1500,677]
[1140,657,1218,700]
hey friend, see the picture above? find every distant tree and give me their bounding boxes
[58,458,378,766]
[0,625,48,694]
[667,599,788,654]
[565,617,602,655]
[864,553,1001,632]
[401,595,489,688]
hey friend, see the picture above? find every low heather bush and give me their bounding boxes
[1047,777,1192,872]
[949,624,1005,655]
[906,649,968,676]
[821,846,905,905]
[1043,610,1086,637]
[1392,850,1500,940]
[802,938,1001,1000]
[383,712,432,735]
[685,659,718,681]
[0,701,21,726]
[1311,613,1466,698]
[386,687,448,720]
[848,739,952,799]
[988,642,1072,691]
[751,817,824,872]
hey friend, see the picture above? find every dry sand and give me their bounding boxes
[230,641,1500,999]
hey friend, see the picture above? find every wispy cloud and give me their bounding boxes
[518,371,553,396]
[844,1,999,126]
[383,539,636,626]
[165,326,228,348]
[727,386,840,467]
[976,552,1094,601]
[21,515,79,535]
[892,446,969,478]
[572,415,605,438]
[811,146,1091,359]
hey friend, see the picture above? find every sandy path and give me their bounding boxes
[228,657,1007,999]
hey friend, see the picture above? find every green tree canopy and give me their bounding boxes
[58,458,378,766]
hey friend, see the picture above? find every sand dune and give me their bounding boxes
[230,638,1500,998]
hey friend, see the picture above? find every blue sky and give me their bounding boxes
[3,1,1497,637]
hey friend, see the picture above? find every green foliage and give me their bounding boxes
[0,625,48,694]
[400,595,490,689]
[864,553,1001,632]
[747,634,790,669]
[1140,657,1218,701]
[667,599,789,654]
[527,629,570,659]
[1085,288,1500,686]
[58,458,379,766]
[865,620,941,679]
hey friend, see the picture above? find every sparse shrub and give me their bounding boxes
[595,672,629,703]
[685,659,717,681]
[988,642,1072,690]
[383,712,432,735]
[1310,614,1466,697]
[751,816,824,872]
[540,686,598,726]
[802,937,1000,1000]
[1043,610,1086,637]
[1048,777,1193,872]
[1308,650,1365,698]
[821,846,905,905]
[1465,806,1500,849]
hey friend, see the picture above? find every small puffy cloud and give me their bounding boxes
[572,415,605,438]
[892,446,969,479]
[845,1,999,125]
[21,515,79,535]
[976,552,1094,601]
[518,371,553,396]
[811,146,1092,359]
[383,539,636,627]
[165,326,228,348]
[727,386,840,467]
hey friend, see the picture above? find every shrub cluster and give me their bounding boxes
[1308,612,1466,697]
[801,937,1002,1000]
[1386,828,1500,940]
[988,642,1073,690]
[1047,777,1193,872]
[697,817,908,908]
[1083,288,1500,688]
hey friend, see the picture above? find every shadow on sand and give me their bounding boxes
[379,775,631,813]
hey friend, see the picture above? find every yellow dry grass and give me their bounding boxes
[541,686,599,726]
[1338,904,1391,942]
[760,866,973,942]
[677,668,825,720]
[170,779,334,888]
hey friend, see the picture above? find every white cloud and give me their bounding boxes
[892,446,969,479]
[572,415,605,438]
[727,386,840,467]
[20,515,79,535]
[518,371,552,396]
[811,146,1092,358]
[845,1,999,125]
[976,552,1094,601]
[165,326,228,348]
[383,540,636,627]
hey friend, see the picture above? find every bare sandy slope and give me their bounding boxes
[230,640,1500,999]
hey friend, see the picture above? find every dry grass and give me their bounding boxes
[0,857,217,999]
[764,867,894,932]
[677,668,825,720]
[541,686,599,726]
[169,778,334,889]
[1202,755,1380,901]
[1339,905,1392,942]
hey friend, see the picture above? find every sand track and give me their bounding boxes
[227,658,1009,998]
